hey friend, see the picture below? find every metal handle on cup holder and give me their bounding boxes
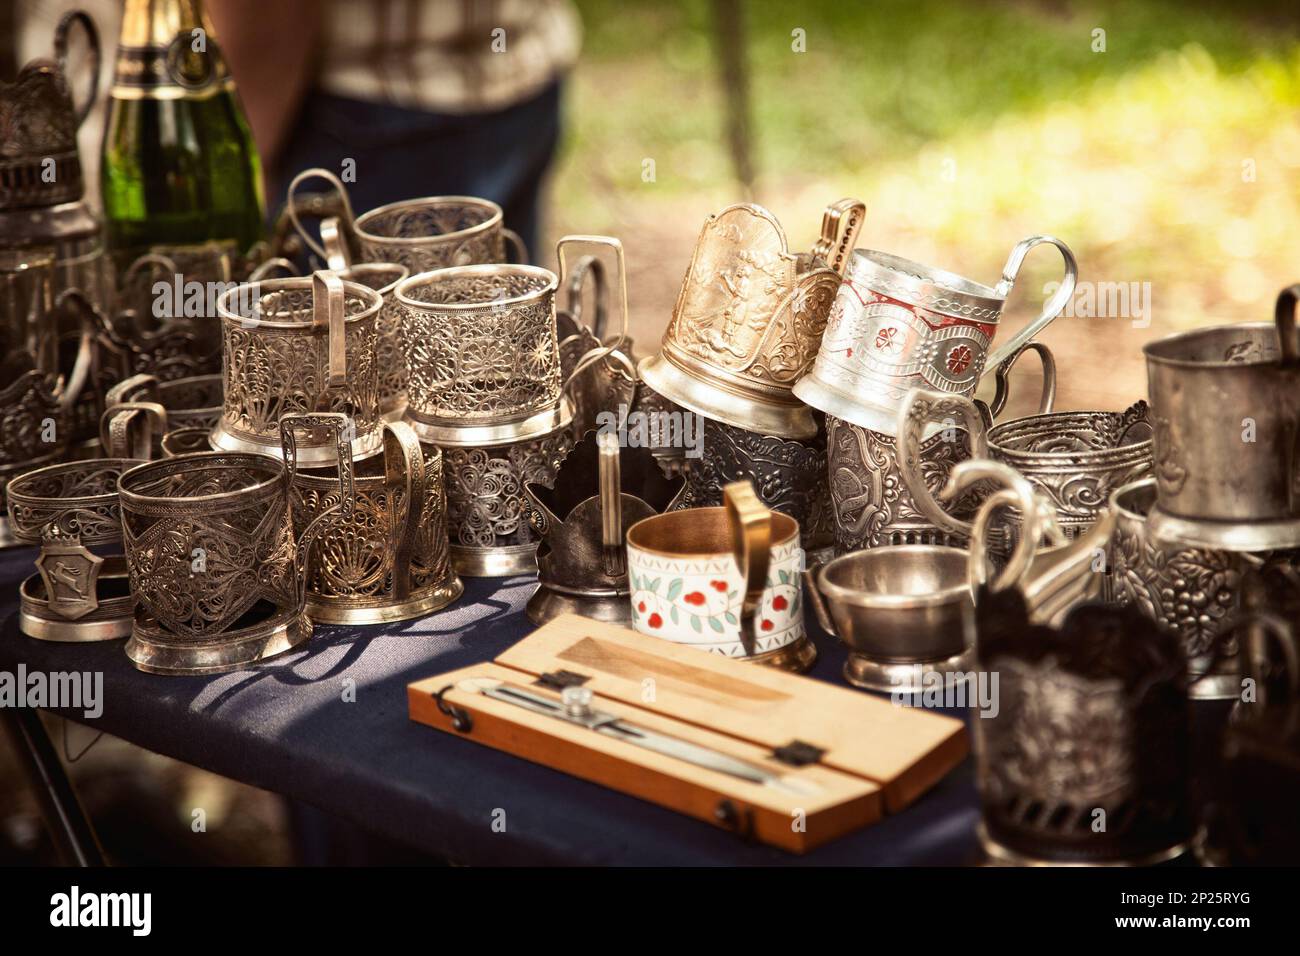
[100,401,169,460]
[248,257,299,282]
[896,387,991,539]
[984,235,1078,372]
[724,480,771,658]
[562,254,609,342]
[802,565,837,638]
[1243,613,1300,712]
[311,270,348,391]
[809,198,867,277]
[48,290,100,416]
[382,420,425,603]
[988,341,1057,420]
[280,412,357,609]
[952,459,1063,598]
[320,217,353,272]
[557,236,634,391]
[1273,284,1300,367]
[286,168,362,265]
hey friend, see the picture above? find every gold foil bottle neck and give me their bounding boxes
[112,0,230,98]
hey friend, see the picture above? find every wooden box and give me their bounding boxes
[408,614,967,853]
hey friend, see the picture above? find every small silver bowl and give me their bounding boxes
[806,544,975,692]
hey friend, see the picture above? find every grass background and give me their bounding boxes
[549,0,1300,412]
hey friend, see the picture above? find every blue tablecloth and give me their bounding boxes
[0,546,981,865]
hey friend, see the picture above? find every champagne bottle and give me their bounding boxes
[100,0,265,268]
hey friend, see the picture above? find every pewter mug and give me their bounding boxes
[1144,286,1300,528]
[793,236,1077,437]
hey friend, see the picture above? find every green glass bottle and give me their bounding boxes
[100,0,265,269]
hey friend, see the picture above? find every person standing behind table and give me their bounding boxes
[210,0,581,258]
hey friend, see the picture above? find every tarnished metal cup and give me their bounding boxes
[287,168,526,275]
[7,458,144,641]
[1109,478,1250,700]
[794,237,1077,436]
[291,420,462,624]
[806,545,974,692]
[974,593,1193,866]
[213,272,384,466]
[118,413,355,675]
[639,199,865,440]
[1143,286,1300,549]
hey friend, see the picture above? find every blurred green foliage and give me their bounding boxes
[557,0,1300,335]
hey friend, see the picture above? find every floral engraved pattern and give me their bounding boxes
[120,458,298,638]
[220,286,381,448]
[401,271,562,423]
[443,431,572,549]
[357,200,506,274]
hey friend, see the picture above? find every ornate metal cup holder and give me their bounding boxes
[292,421,462,625]
[640,199,864,440]
[117,413,355,675]
[523,431,686,626]
[212,272,384,467]
[6,458,145,641]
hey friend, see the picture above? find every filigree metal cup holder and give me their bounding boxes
[973,584,1194,866]
[1143,286,1300,550]
[1109,478,1251,700]
[292,420,462,624]
[213,272,384,466]
[639,199,865,440]
[440,424,573,577]
[793,236,1077,437]
[7,458,144,641]
[898,382,1150,554]
[0,352,83,548]
[523,431,686,625]
[623,482,816,671]
[117,413,355,675]
[286,168,525,275]
[396,235,626,446]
